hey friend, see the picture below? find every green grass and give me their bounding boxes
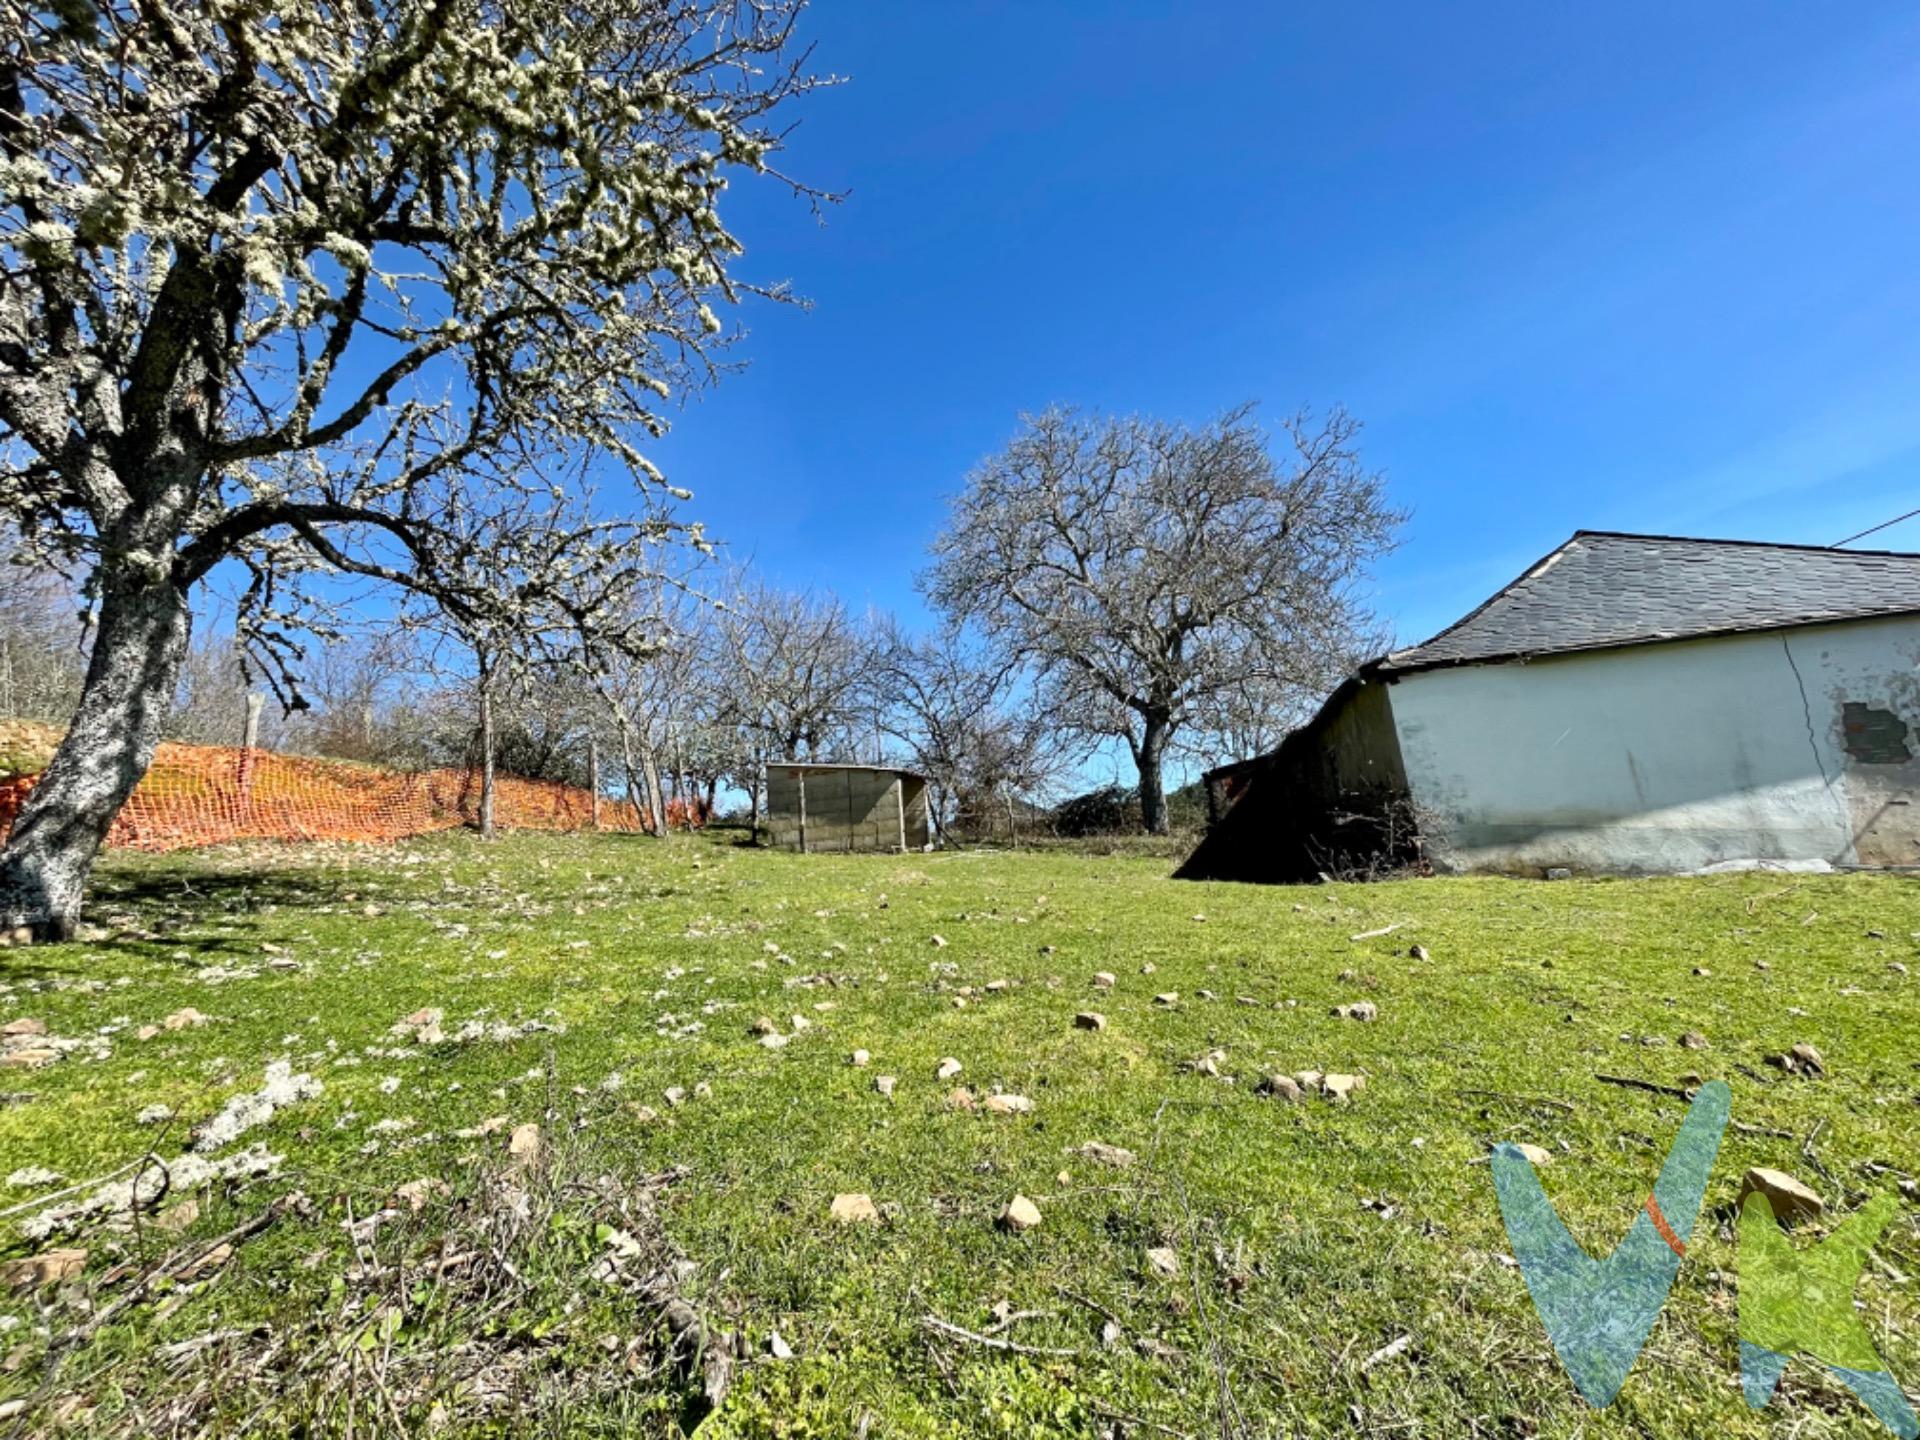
[2,830,1917,1437]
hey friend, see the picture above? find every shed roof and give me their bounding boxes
[768,761,926,780]
[1376,531,1920,674]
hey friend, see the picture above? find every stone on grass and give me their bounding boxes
[664,1086,688,1106]
[1790,1042,1825,1074]
[395,1178,451,1212]
[1074,1011,1107,1031]
[759,1033,790,1050]
[0,1018,46,1038]
[930,935,948,948]
[508,1123,542,1165]
[1093,972,1116,990]
[850,1049,870,1067]
[1144,1246,1180,1279]
[1331,1001,1377,1022]
[1679,1031,1710,1050]
[830,1192,880,1224]
[1739,1167,1824,1224]
[1409,944,1430,961]
[946,1087,976,1111]
[875,1075,897,1098]
[1,1248,85,1292]
[1153,993,1178,1007]
[936,1057,963,1081]
[163,1008,209,1031]
[1322,1073,1365,1103]
[1511,1143,1553,1166]
[999,1194,1042,1232]
[984,1093,1034,1116]
[1256,1074,1302,1101]
[767,1330,795,1360]
[1077,1141,1136,1168]
[1,1248,86,1292]
[136,1103,173,1126]
[750,1016,778,1036]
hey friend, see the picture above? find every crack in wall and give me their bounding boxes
[1780,637,1833,789]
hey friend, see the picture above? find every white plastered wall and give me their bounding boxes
[1386,614,1920,874]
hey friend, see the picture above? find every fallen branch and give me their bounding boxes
[1457,1089,1576,1115]
[1348,923,1405,942]
[64,1191,307,1345]
[0,1156,155,1220]
[1595,1073,1692,1100]
[921,1314,1078,1358]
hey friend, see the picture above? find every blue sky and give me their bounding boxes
[644,1,1920,652]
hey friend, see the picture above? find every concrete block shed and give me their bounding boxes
[763,763,932,853]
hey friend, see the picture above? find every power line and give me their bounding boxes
[1832,506,1920,549]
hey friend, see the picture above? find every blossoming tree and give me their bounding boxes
[0,0,822,934]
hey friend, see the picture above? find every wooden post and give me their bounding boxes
[796,768,808,854]
[588,734,601,831]
[238,691,265,820]
[895,775,907,853]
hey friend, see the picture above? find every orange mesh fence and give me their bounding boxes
[0,734,704,852]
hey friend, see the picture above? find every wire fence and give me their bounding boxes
[0,731,692,852]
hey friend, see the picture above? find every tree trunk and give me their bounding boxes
[588,735,601,831]
[0,568,191,937]
[747,747,763,843]
[638,735,667,834]
[1134,714,1171,836]
[478,670,497,840]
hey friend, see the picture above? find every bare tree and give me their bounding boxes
[0,0,824,933]
[867,618,1068,843]
[926,404,1401,834]
[729,582,872,762]
[0,534,83,723]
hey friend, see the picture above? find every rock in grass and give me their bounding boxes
[508,1122,542,1165]
[875,1075,897,1097]
[998,1194,1042,1232]
[767,1330,795,1361]
[1144,1246,1179,1279]
[984,1093,1034,1115]
[0,1018,46,1038]
[1152,993,1179,1007]
[936,1057,963,1081]
[1790,1042,1825,1074]
[163,1007,209,1030]
[1679,1031,1710,1050]
[1739,1167,1823,1224]
[0,1247,86,1292]
[946,1088,976,1111]
[1256,1074,1302,1101]
[850,1049,870,1067]
[760,1032,790,1050]
[1077,1141,1136,1168]
[1331,1001,1378,1022]
[1409,944,1430,961]
[1511,1143,1554,1166]
[830,1192,880,1224]
[1093,972,1116,990]
[1322,1073,1365,1103]
[750,1016,778,1036]
[1074,1011,1107,1031]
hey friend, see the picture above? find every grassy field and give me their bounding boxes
[1,830,1917,1437]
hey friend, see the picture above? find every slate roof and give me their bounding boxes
[1376,531,1920,674]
